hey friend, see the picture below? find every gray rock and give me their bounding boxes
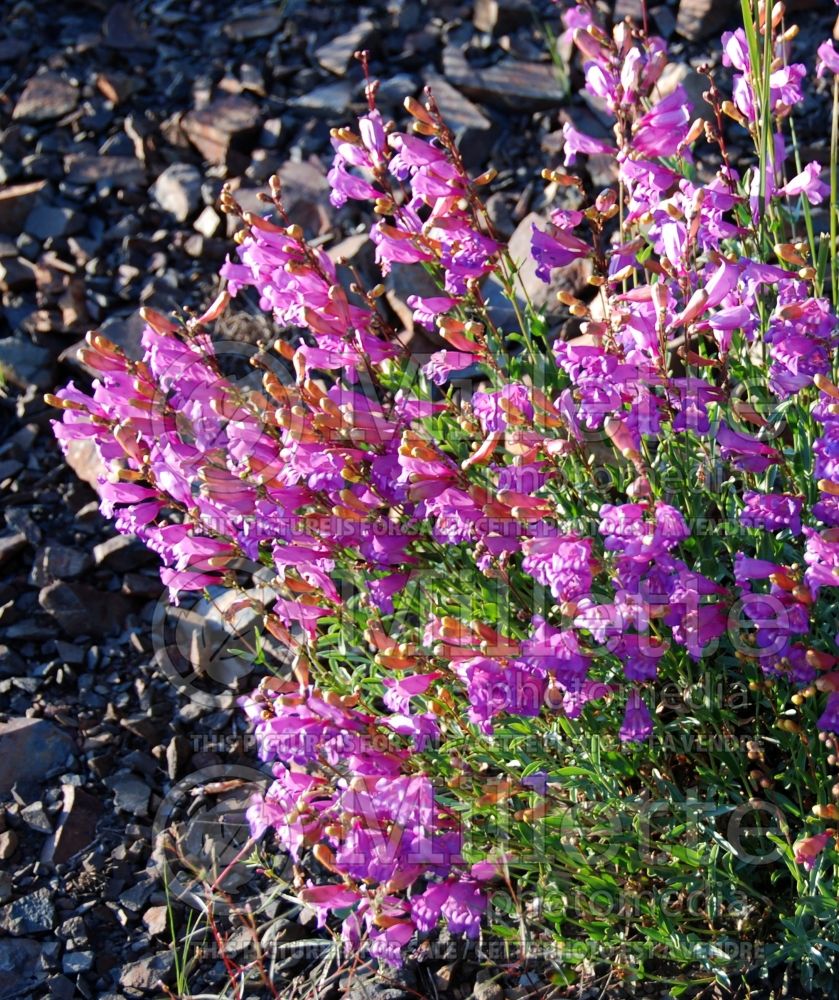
[487,211,592,317]
[12,74,78,121]
[181,95,260,166]
[0,645,24,678]
[24,205,84,241]
[425,72,494,168]
[165,735,191,781]
[0,717,75,793]
[107,772,151,816]
[29,544,92,587]
[316,20,376,76]
[54,641,85,665]
[63,154,146,188]
[119,878,155,913]
[0,888,55,935]
[21,801,52,835]
[443,47,565,109]
[0,831,18,860]
[62,438,108,494]
[0,937,45,998]
[38,581,130,637]
[142,905,168,936]
[375,73,418,107]
[151,163,203,222]
[92,535,151,572]
[223,11,284,40]
[290,80,353,117]
[657,61,713,123]
[676,0,729,40]
[62,951,94,974]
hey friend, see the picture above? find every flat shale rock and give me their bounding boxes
[28,543,92,586]
[24,205,84,241]
[0,937,45,997]
[12,73,78,121]
[0,888,55,935]
[425,72,494,168]
[118,951,174,993]
[107,771,151,816]
[275,159,332,236]
[316,20,376,76]
[443,48,565,109]
[0,717,75,793]
[64,154,146,187]
[38,580,130,637]
[290,80,353,117]
[181,95,261,165]
[42,784,103,866]
[676,0,730,40]
[223,11,284,40]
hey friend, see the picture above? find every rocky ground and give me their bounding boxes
[0,0,836,998]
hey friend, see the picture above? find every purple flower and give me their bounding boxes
[561,122,616,165]
[620,691,653,744]
[740,492,803,535]
[530,222,591,282]
[779,163,830,206]
[521,535,593,605]
[817,692,839,734]
[717,424,782,473]
[422,350,481,386]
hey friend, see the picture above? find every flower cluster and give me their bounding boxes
[51,0,839,968]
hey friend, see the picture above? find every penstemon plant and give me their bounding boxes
[49,0,839,992]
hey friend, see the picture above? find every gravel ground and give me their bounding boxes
[0,1,837,997]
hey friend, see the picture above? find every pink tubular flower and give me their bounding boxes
[779,163,830,206]
[794,831,833,871]
[631,87,692,157]
[561,121,616,165]
[817,39,839,78]
[530,221,591,281]
[717,424,782,473]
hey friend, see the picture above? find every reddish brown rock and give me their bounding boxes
[42,785,102,866]
[181,95,261,166]
[12,73,78,121]
[96,71,140,105]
